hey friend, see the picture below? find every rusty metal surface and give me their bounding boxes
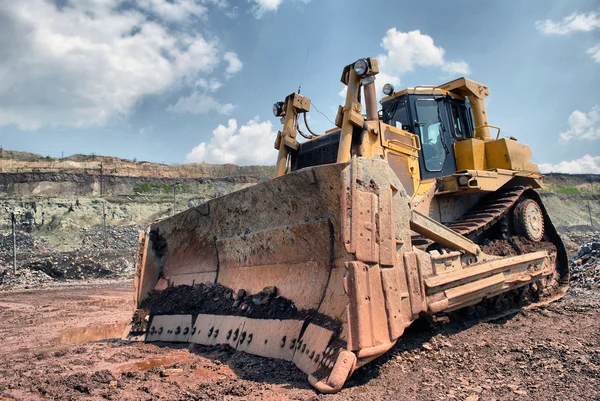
[410,210,481,256]
[345,261,388,351]
[292,323,336,375]
[136,162,349,310]
[237,318,304,361]
[216,219,333,310]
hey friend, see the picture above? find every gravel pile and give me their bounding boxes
[0,225,138,290]
[570,234,600,289]
[0,248,136,290]
[22,250,135,279]
[0,266,54,289]
[0,232,46,253]
[79,225,142,250]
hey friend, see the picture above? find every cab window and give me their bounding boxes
[383,98,410,131]
[450,101,472,139]
[415,99,445,171]
[392,102,409,130]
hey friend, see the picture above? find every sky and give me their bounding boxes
[0,0,599,173]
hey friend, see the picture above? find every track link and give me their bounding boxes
[446,186,526,239]
[412,186,527,249]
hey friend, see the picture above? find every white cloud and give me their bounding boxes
[166,92,235,115]
[137,0,208,21]
[250,0,283,18]
[559,106,600,142]
[223,51,243,76]
[378,28,470,77]
[535,11,600,62]
[186,117,277,165]
[339,29,469,99]
[539,155,600,174]
[225,6,239,18]
[442,61,471,75]
[0,0,234,130]
[196,78,223,92]
[535,12,600,35]
[588,44,600,63]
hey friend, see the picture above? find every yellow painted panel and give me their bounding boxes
[454,139,486,170]
[485,139,540,173]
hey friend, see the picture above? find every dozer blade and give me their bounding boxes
[125,156,564,393]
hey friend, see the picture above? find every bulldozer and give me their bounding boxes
[125,57,569,393]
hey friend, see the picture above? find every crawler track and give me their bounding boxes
[415,185,569,312]
[445,186,526,239]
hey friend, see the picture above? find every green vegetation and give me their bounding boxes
[554,185,581,195]
[543,185,583,195]
[133,182,191,194]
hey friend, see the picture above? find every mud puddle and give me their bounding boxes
[114,351,238,380]
[115,352,193,372]
[56,322,127,344]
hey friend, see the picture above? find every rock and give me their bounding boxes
[569,234,600,290]
[154,278,169,291]
[579,245,592,256]
[262,286,277,297]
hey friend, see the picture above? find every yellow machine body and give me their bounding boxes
[127,57,568,394]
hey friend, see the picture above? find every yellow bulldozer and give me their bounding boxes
[125,57,569,393]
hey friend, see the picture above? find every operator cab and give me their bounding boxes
[381,89,475,179]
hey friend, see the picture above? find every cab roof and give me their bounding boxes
[380,86,464,104]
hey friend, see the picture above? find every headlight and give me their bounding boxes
[273,102,284,117]
[353,59,369,76]
[458,175,470,186]
[383,83,394,96]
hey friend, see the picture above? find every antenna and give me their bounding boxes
[298,47,310,94]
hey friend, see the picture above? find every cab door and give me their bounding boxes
[411,97,457,180]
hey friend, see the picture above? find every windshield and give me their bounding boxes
[415,99,445,171]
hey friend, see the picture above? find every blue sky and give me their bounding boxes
[0,0,599,172]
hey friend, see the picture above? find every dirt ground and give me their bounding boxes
[0,281,598,400]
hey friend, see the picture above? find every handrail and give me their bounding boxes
[386,134,421,152]
[473,125,501,139]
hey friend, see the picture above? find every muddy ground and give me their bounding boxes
[0,281,598,401]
